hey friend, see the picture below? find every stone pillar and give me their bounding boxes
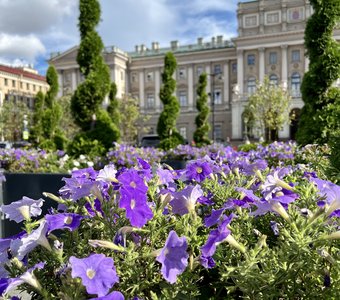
[259,47,265,82]
[155,69,160,110]
[205,65,211,96]
[305,56,310,72]
[281,45,288,86]
[57,71,63,97]
[188,65,194,108]
[237,49,244,95]
[139,71,145,109]
[223,61,229,106]
[71,71,77,91]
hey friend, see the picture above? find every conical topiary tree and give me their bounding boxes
[69,0,119,156]
[107,82,121,130]
[193,73,211,146]
[157,52,184,150]
[296,0,340,145]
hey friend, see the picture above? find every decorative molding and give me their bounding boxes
[265,10,281,25]
[243,14,259,28]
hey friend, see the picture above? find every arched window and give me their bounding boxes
[269,74,278,86]
[291,72,301,97]
[247,77,256,95]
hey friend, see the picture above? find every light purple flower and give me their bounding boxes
[200,256,216,269]
[119,189,153,228]
[96,164,117,183]
[45,213,84,232]
[118,169,148,194]
[14,221,51,260]
[0,196,44,223]
[201,214,235,257]
[156,230,188,284]
[70,253,119,297]
[170,185,203,215]
[185,160,212,182]
[204,208,225,227]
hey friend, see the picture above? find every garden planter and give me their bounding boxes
[161,159,187,170]
[0,172,69,238]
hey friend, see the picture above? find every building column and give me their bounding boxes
[57,71,63,97]
[281,45,288,87]
[71,71,77,92]
[139,71,145,109]
[237,49,244,95]
[259,47,265,82]
[305,57,310,72]
[188,65,194,108]
[223,61,229,106]
[155,69,160,110]
[205,65,212,96]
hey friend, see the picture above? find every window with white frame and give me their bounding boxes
[214,64,222,75]
[146,94,155,109]
[269,74,279,86]
[291,72,301,97]
[146,71,153,82]
[196,66,203,76]
[292,50,300,62]
[213,89,222,104]
[179,127,187,139]
[247,77,256,95]
[247,54,255,66]
[179,91,188,107]
[178,68,186,79]
[269,52,277,65]
[232,63,237,73]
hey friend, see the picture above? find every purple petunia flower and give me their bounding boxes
[118,169,148,194]
[170,185,203,216]
[201,214,235,257]
[204,208,225,227]
[0,196,44,223]
[185,160,212,182]
[96,164,118,183]
[119,189,153,228]
[90,291,125,300]
[70,253,119,297]
[156,230,188,284]
[157,168,175,186]
[200,256,216,269]
[45,213,84,233]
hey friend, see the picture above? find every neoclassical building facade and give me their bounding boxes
[49,0,340,142]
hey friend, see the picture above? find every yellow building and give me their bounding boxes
[0,65,49,108]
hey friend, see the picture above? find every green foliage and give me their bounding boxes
[67,132,106,158]
[70,0,119,155]
[57,95,80,141]
[238,142,258,152]
[296,0,340,144]
[107,82,121,128]
[119,96,149,145]
[193,73,211,146]
[0,99,31,141]
[157,52,184,150]
[245,76,291,141]
[30,91,44,143]
[34,65,66,150]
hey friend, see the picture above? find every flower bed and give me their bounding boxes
[0,142,339,299]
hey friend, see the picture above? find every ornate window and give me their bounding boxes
[269,52,277,65]
[247,54,255,66]
[247,77,256,95]
[291,73,301,97]
[269,74,279,86]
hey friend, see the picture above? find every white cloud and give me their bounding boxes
[0,34,45,61]
[0,0,240,72]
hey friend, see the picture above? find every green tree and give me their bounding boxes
[39,65,66,150]
[69,0,119,156]
[119,96,149,145]
[245,76,291,142]
[157,52,184,150]
[107,82,121,129]
[30,91,44,143]
[0,99,31,142]
[193,73,211,146]
[296,0,340,145]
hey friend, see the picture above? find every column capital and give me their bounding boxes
[281,44,288,49]
[259,47,265,52]
[237,49,244,55]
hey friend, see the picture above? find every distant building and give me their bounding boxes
[0,65,49,109]
[49,0,340,142]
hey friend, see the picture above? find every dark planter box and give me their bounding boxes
[161,159,187,170]
[0,173,69,238]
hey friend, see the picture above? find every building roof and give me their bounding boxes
[0,64,46,82]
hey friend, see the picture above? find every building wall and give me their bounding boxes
[0,66,49,108]
[48,0,340,143]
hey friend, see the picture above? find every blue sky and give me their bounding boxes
[0,0,241,75]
